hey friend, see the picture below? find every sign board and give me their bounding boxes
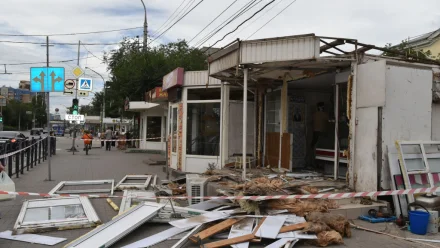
[145,87,168,102]
[78,78,93,91]
[30,67,65,92]
[162,67,184,91]
[63,89,74,96]
[65,114,85,122]
[78,91,89,97]
[72,66,85,78]
[64,79,75,90]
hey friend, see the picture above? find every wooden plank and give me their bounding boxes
[278,222,308,233]
[190,218,241,243]
[201,218,266,248]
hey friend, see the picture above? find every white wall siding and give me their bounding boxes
[184,71,221,86]
[185,156,220,173]
[381,65,432,189]
[209,50,239,75]
[356,60,386,108]
[240,36,320,64]
[354,107,378,192]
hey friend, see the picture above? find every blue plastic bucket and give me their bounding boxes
[408,210,430,235]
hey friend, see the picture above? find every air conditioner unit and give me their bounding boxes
[186,174,200,180]
[187,177,208,206]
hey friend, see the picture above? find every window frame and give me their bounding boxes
[13,197,100,235]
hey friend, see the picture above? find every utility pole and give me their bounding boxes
[69,41,80,154]
[140,0,148,49]
[46,36,52,181]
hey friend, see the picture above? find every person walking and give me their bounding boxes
[105,127,112,151]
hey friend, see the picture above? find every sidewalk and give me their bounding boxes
[0,137,168,248]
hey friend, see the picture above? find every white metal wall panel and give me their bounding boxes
[185,157,220,173]
[209,51,239,75]
[432,68,440,140]
[356,60,386,108]
[381,65,432,189]
[184,71,221,86]
[240,36,319,64]
[354,107,378,192]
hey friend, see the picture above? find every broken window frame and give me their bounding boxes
[396,141,440,202]
[48,180,115,196]
[13,197,100,235]
[115,175,152,190]
[118,190,156,215]
[65,202,164,248]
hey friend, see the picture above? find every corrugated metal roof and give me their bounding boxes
[183,71,221,86]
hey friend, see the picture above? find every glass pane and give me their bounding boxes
[423,144,440,173]
[401,144,426,171]
[23,205,86,224]
[147,117,162,142]
[172,108,178,152]
[23,208,49,222]
[187,103,221,156]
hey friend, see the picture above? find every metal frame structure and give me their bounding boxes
[48,179,114,196]
[114,175,152,190]
[13,197,100,234]
[395,140,440,202]
[65,202,163,248]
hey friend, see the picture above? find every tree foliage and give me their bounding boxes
[384,41,440,61]
[84,38,208,118]
[2,95,46,130]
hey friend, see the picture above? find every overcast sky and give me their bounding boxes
[0,0,439,116]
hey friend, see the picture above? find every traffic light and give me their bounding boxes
[72,98,79,115]
[0,116,3,123]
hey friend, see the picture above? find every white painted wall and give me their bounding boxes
[354,107,378,192]
[356,60,386,108]
[185,156,221,173]
[381,65,433,189]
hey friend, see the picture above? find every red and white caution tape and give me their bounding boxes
[0,187,437,200]
[58,137,163,142]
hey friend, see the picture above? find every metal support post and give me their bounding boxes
[15,146,19,178]
[26,141,30,171]
[45,36,52,181]
[8,147,12,177]
[34,139,38,166]
[242,68,248,181]
[30,138,34,168]
[20,141,24,174]
[333,84,340,180]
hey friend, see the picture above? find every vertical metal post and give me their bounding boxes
[38,138,41,163]
[46,36,52,180]
[333,84,340,180]
[242,68,248,181]
[15,144,19,178]
[20,141,24,174]
[34,139,38,166]
[30,138,34,168]
[26,140,30,171]
[8,145,12,177]
[140,0,148,49]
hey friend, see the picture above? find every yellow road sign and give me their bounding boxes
[72,66,84,78]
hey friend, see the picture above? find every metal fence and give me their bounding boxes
[0,137,57,178]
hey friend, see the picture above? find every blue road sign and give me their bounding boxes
[30,67,65,92]
[78,78,93,91]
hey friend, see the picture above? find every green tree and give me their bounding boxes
[92,38,208,118]
[384,41,440,61]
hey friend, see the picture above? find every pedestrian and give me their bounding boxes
[105,127,112,151]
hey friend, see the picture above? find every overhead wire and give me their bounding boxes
[192,0,262,48]
[82,44,105,62]
[0,27,143,37]
[149,0,206,44]
[202,0,276,51]
[151,0,193,38]
[0,40,120,46]
[246,0,297,39]
[187,0,240,44]
[2,55,96,66]
[233,0,287,39]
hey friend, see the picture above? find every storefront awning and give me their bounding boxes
[127,102,160,112]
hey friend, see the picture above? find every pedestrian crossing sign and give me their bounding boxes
[78,78,93,91]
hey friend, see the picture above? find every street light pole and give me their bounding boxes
[140,0,148,49]
[85,67,105,131]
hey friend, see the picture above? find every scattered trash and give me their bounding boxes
[313,230,343,247]
[106,198,119,211]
